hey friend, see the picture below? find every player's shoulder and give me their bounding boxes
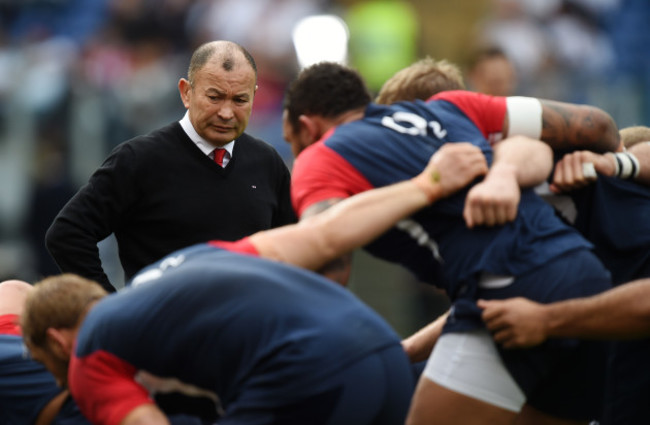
[432,89,487,103]
[292,140,344,175]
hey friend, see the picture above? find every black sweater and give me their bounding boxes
[46,122,296,291]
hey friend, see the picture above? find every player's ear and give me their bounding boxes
[299,115,321,144]
[46,328,75,359]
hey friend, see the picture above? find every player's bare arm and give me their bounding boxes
[401,310,450,362]
[301,198,352,285]
[251,143,488,275]
[538,100,621,153]
[464,135,553,228]
[627,141,650,184]
[478,297,551,348]
[479,278,650,348]
[551,142,650,192]
[300,198,344,220]
[550,150,613,193]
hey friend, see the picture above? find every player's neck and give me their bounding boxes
[334,107,366,126]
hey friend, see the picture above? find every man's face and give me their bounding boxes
[180,58,257,147]
[471,57,517,97]
[282,109,313,158]
[28,343,70,388]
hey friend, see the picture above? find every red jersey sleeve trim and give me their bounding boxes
[208,238,260,256]
[291,142,374,216]
[70,350,153,425]
[0,314,20,336]
[432,90,507,140]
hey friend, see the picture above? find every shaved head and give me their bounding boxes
[0,279,33,316]
[187,40,257,85]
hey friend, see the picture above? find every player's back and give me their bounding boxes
[74,244,401,406]
[300,100,591,294]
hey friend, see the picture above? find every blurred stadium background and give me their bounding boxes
[0,0,648,337]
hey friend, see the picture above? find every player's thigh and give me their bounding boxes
[406,377,517,425]
[407,330,523,425]
[425,330,526,412]
[515,404,592,425]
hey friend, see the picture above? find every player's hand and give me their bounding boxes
[550,150,615,193]
[478,298,549,349]
[417,143,488,201]
[463,163,520,228]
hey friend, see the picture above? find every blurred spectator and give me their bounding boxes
[466,46,518,96]
[546,1,615,75]
[345,0,420,94]
[2,0,109,46]
[476,0,553,94]
[476,0,621,101]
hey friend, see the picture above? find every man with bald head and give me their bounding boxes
[46,41,295,291]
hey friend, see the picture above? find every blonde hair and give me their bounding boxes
[376,57,465,105]
[619,126,650,148]
[21,274,107,349]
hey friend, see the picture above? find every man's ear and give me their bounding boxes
[298,115,322,145]
[178,78,191,108]
[45,328,75,359]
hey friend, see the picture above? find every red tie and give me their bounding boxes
[213,148,226,167]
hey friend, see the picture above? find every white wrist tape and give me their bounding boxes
[610,151,640,179]
[582,162,597,179]
[506,97,543,139]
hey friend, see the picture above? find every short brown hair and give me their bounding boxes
[21,274,107,348]
[283,62,372,134]
[619,125,650,148]
[376,57,465,105]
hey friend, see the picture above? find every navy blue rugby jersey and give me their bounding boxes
[0,315,89,425]
[69,243,402,425]
[291,90,592,297]
[571,175,650,284]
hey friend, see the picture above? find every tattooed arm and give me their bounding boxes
[301,199,354,285]
[503,98,622,153]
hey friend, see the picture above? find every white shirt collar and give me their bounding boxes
[179,111,235,157]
